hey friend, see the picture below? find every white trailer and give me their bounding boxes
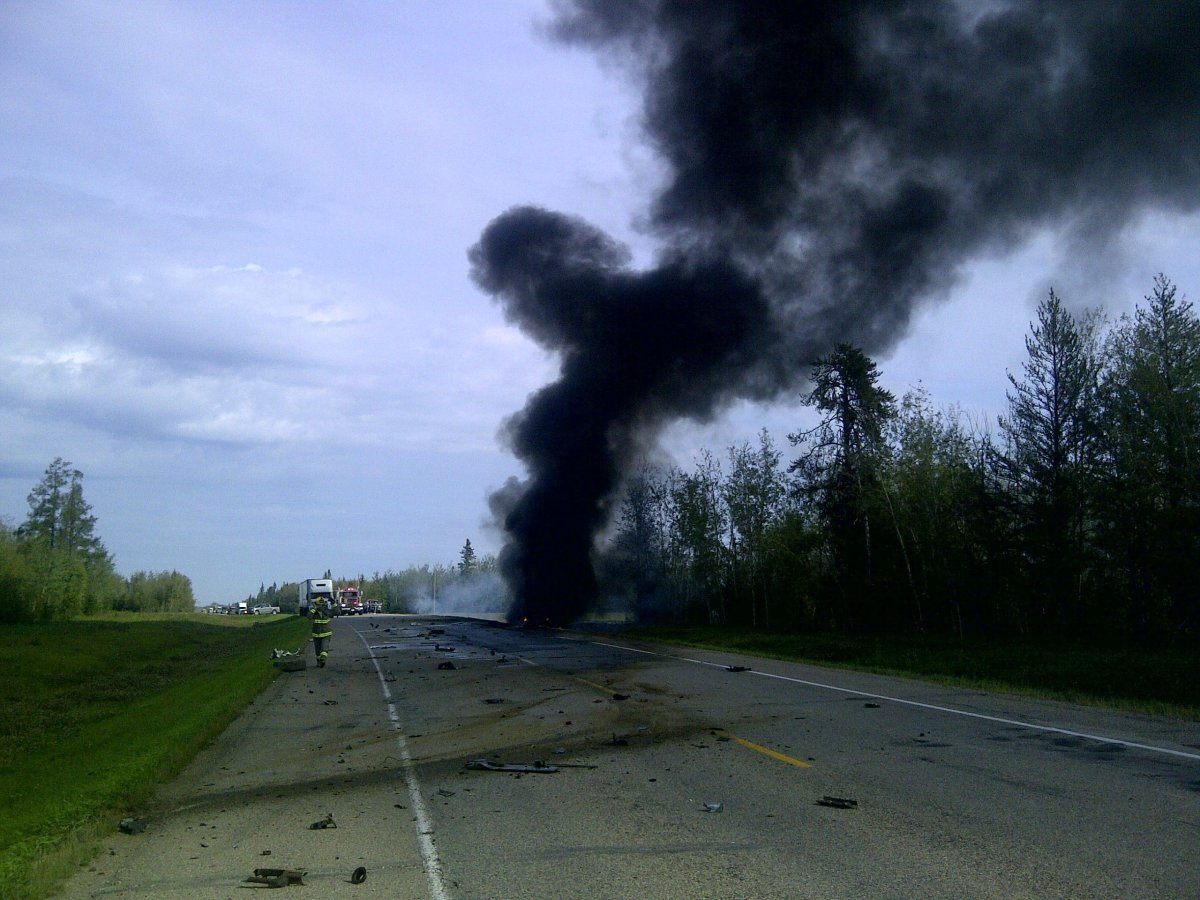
[298,578,335,613]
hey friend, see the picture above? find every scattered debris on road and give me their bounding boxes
[308,813,337,830]
[606,733,629,746]
[702,802,723,813]
[612,693,630,701]
[817,796,858,810]
[245,868,307,888]
[351,866,368,885]
[726,665,751,672]
[437,661,457,670]
[864,702,881,708]
[465,759,559,773]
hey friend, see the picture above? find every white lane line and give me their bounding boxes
[588,639,1200,763]
[358,630,451,900]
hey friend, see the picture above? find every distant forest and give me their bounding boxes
[597,276,1200,644]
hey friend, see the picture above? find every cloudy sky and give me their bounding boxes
[3,1,1198,607]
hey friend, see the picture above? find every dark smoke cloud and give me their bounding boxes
[471,207,772,624]
[471,0,1200,625]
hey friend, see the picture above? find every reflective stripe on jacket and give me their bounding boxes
[311,606,333,639]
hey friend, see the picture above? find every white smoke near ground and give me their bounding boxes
[410,571,509,618]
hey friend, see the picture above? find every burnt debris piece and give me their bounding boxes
[245,868,307,888]
[308,813,337,830]
[466,759,560,774]
[817,796,858,810]
[118,817,146,835]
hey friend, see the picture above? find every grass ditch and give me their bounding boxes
[0,612,309,899]
[625,626,1200,720]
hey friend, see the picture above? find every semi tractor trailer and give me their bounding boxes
[298,578,335,614]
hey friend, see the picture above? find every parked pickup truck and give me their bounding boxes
[252,605,281,615]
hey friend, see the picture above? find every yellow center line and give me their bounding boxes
[572,675,616,694]
[538,665,809,770]
[716,729,812,769]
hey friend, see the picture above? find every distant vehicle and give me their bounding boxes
[336,585,363,615]
[364,600,383,614]
[298,578,335,614]
[228,601,249,614]
[252,605,280,615]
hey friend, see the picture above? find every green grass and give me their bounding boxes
[625,626,1200,720]
[0,613,310,899]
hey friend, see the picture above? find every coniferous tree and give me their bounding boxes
[790,344,896,629]
[18,459,115,618]
[999,290,1102,634]
[1099,275,1200,638]
[458,539,478,574]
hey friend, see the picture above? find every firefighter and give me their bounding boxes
[310,596,333,667]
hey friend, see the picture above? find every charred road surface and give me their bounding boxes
[59,616,1200,899]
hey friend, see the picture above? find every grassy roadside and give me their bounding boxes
[0,612,310,900]
[624,626,1200,720]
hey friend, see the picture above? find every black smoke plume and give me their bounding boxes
[470,0,1200,626]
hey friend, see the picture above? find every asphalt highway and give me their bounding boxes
[57,615,1200,899]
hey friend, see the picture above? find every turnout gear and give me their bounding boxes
[310,599,333,667]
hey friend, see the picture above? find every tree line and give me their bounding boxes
[1,458,195,620]
[600,275,1200,644]
[249,540,500,615]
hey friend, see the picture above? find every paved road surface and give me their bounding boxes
[57,615,1200,898]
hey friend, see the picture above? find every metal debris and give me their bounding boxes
[726,665,750,672]
[535,759,597,769]
[817,796,858,810]
[308,813,337,830]
[702,802,723,813]
[245,868,307,888]
[118,817,146,834]
[863,702,881,708]
[351,866,367,885]
[465,759,559,773]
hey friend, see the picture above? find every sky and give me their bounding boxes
[3,1,1199,607]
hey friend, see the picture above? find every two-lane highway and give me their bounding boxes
[59,615,1200,898]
